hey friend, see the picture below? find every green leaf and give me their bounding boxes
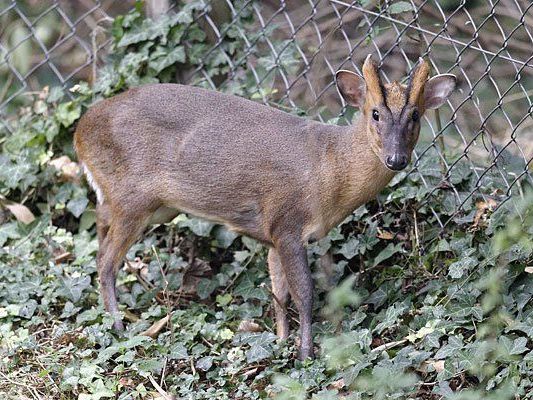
[86,379,114,399]
[196,356,213,371]
[214,226,239,248]
[135,358,164,375]
[216,293,233,306]
[175,214,214,236]
[117,16,171,47]
[58,275,91,303]
[434,336,463,359]
[242,236,261,253]
[448,256,478,279]
[67,194,89,218]
[336,236,360,259]
[388,1,413,14]
[55,101,81,127]
[373,302,408,334]
[169,342,189,360]
[509,337,528,355]
[234,271,268,301]
[196,278,218,299]
[236,332,278,363]
[372,243,402,267]
[149,46,186,73]
[0,222,22,246]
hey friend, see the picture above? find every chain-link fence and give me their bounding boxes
[1,0,532,227]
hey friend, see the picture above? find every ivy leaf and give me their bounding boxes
[235,332,278,363]
[84,379,114,399]
[336,237,360,259]
[117,17,171,47]
[58,275,91,303]
[175,214,214,236]
[135,358,164,376]
[169,342,189,360]
[196,278,218,299]
[55,101,81,127]
[149,46,186,73]
[509,337,528,355]
[242,236,261,253]
[388,2,413,15]
[373,303,407,334]
[367,284,391,308]
[372,243,402,267]
[18,299,38,318]
[0,222,22,246]
[448,256,478,279]
[435,336,463,359]
[234,271,268,301]
[196,356,213,371]
[214,226,239,248]
[67,194,89,218]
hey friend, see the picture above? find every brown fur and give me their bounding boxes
[74,57,454,360]
[408,59,430,108]
[362,55,385,105]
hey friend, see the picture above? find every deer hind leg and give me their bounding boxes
[97,202,155,330]
[96,202,112,248]
[268,248,290,340]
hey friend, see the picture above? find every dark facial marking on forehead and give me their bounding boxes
[379,79,388,108]
[383,82,408,119]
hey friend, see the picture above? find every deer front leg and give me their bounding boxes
[267,248,290,339]
[273,235,314,360]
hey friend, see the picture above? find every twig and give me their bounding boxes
[152,245,174,335]
[221,250,257,294]
[0,371,42,400]
[371,339,408,353]
[148,374,175,400]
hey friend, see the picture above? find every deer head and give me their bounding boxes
[336,55,456,171]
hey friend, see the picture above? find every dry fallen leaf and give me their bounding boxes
[377,229,394,240]
[328,378,345,390]
[238,320,262,333]
[2,201,35,224]
[123,309,140,323]
[472,198,498,229]
[54,252,73,264]
[124,257,147,272]
[431,360,445,373]
[49,155,80,183]
[181,259,212,295]
[418,359,445,374]
[242,367,259,379]
[38,85,49,100]
[119,377,135,388]
[141,314,171,338]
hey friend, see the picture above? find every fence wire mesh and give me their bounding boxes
[1,0,532,228]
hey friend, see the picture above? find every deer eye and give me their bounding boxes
[372,110,380,121]
[412,110,419,122]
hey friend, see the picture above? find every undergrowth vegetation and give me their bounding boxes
[0,2,532,399]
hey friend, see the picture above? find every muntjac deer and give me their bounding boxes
[74,56,455,360]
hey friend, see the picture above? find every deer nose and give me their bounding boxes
[385,154,408,171]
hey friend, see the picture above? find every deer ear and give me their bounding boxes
[424,74,456,109]
[336,70,365,108]
[407,58,430,106]
[362,54,385,104]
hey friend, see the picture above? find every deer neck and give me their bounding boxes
[311,117,396,239]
